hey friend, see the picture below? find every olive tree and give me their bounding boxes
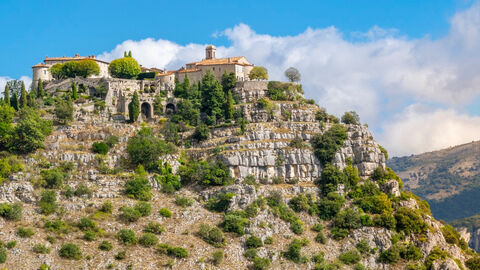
[284,67,301,82]
[248,66,268,80]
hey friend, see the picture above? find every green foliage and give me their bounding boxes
[8,108,52,154]
[283,238,309,263]
[0,246,6,263]
[394,207,428,235]
[98,240,113,251]
[109,57,141,79]
[338,250,361,265]
[313,192,345,220]
[289,137,307,148]
[289,194,314,212]
[267,81,303,100]
[59,243,82,260]
[246,235,263,248]
[124,165,152,201]
[177,159,233,186]
[100,201,113,214]
[174,99,200,126]
[156,243,189,258]
[116,229,138,245]
[92,142,109,154]
[19,83,27,109]
[424,246,448,270]
[3,84,10,106]
[41,167,67,188]
[159,207,172,218]
[137,72,156,80]
[333,208,361,230]
[44,219,70,234]
[441,224,468,250]
[201,71,225,124]
[206,192,235,212]
[71,82,78,100]
[249,66,268,80]
[139,232,158,247]
[212,250,224,266]
[373,213,397,229]
[5,241,16,249]
[0,104,15,150]
[73,184,92,198]
[175,195,194,207]
[222,212,249,235]
[267,192,304,234]
[356,239,371,254]
[127,127,176,170]
[197,223,225,247]
[354,193,393,214]
[252,257,271,270]
[119,202,151,222]
[257,97,273,113]
[128,91,140,122]
[17,227,34,238]
[312,124,347,165]
[51,60,100,79]
[379,242,423,264]
[33,244,51,254]
[379,145,389,160]
[192,123,209,141]
[341,111,360,125]
[144,221,165,235]
[0,202,22,221]
[466,257,480,270]
[39,190,57,215]
[114,250,126,260]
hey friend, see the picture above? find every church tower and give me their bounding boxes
[205,45,216,60]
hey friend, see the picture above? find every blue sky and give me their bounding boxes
[1,0,480,156]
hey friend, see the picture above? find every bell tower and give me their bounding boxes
[205,45,216,60]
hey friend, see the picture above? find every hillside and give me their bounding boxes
[0,76,477,270]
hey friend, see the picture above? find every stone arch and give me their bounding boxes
[165,103,175,114]
[141,102,152,119]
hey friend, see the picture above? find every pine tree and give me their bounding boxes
[19,82,27,109]
[225,90,234,122]
[3,84,9,106]
[128,91,140,122]
[37,79,44,98]
[201,71,224,124]
[11,91,18,110]
[71,82,78,100]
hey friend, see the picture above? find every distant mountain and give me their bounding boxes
[387,140,480,221]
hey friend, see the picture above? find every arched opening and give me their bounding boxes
[165,103,175,114]
[141,102,152,119]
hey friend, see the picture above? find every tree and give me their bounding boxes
[128,91,140,122]
[128,51,132,57]
[27,91,36,108]
[200,71,224,124]
[284,67,301,82]
[224,90,234,122]
[3,84,9,106]
[55,98,74,125]
[37,79,44,98]
[249,66,268,80]
[0,103,14,149]
[10,91,18,111]
[341,111,360,125]
[50,63,65,80]
[75,60,100,78]
[71,82,78,100]
[221,72,237,93]
[8,108,52,154]
[175,99,200,126]
[19,82,27,109]
[109,57,141,79]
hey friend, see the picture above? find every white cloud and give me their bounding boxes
[378,105,480,156]
[96,2,480,156]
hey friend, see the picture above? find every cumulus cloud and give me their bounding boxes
[93,2,480,156]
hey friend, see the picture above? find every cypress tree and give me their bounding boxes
[71,82,78,100]
[11,91,18,110]
[19,82,27,109]
[225,90,234,122]
[128,51,132,57]
[3,84,9,106]
[124,51,127,57]
[27,92,36,107]
[37,79,44,98]
[128,91,140,122]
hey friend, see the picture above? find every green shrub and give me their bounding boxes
[198,223,225,247]
[127,127,176,169]
[356,239,370,254]
[39,190,57,215]
[441,224,468,250]
[466,257,480,270]
[139,233,158,247]
[394,207,428,235]
[144,221,165,235]
[378,244,401,264]
[354,263,367,270]
[177,159,233,186]
[289,194,313,212]
[159,207,172,218]
[59,243,82,260]
[44,219,70,234]
[264,236,274,245]
[98,240,113,251]
[0,246,6,263]
[175,195,194,207]
[192,124,210,141]
[41,168,66,189]
[341,111,360,125]
[373,213,397,230]
[331,227,349,240]
[33,244,51,254]
[104,135,119,148]
[212,250,224,266]
[283,238,309,263]
[83,230,96,241]
[119,206,142,223]
[424,246,448,269]
[333,208,361,230]
[222,212,249,236]
[0,154,23,185]
[0,202,22,221]
[17,227,35,238]
[100,201,113,213]
[206,192,235,212]
[246,236,263,248]
[290,220,305,234]
[6,241,16,249]
[125,166,152,201]
[312,223,324,232]
[134,202,152,216]
[154,162,181,194]
[338,250,361,265]
[315,232,327,244]
[114,250,126,260]
[116,229,138,245]
[156,243,188,258]
[244,248,258,260]
[92,142,109,154]
[289,137,307,148]
[267,192,304,234]
[109,56,141,79]
[252,256,271,270]
[313,192,345,220]
[77,217,97,231]
[73,184,92,198]
[312,124,347,165]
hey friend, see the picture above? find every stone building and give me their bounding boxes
[32,54,110,88]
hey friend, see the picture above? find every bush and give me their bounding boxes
[17,227,34,238]
[0,202,22,221]
[338,250,361,265]
[315,232,327,244]
[264,236,274,245]
[222,212,249,236]
[312,124,347,165]
[155,207,171,218]
[424,247,448,270]
[373,213,397,229]
[104,135,119,148]
[98,240,113,251]
[212,250,224,266]
[39,190,57,215]
[378,244,401,264]
[109,57,141,79]
[8,108,52,154]
[156,243,189,258]
[394,207,428,235]
[54,98,74,125]
[41,168,66,189]
[92,142,109,155]
[6,241,16,249]
[206,192,235,212]
[356,239,371,254]
[77,217,97,231]
[354,193,393,214]
[144,221,165,235]
[252,257,271,270]
[246,236,263,248]
[333,208,361,230]
[289,194,313,212]
[244,248,258,260]
[249,66,268,80]
[33,244,51,254]
[125,166,152,201]
[257,98,273,112]
[267,193,304,234]
[0,246,5,263]
[127,127,176,169]
[175,195,194,207]
[331,227,349,240]
[198,224,225,247]
[116,229,138,245]
[283,238,309,263]
[59,243,82,260]
[313,192,345,220]
[83,230,96,241]
[466,257,480,270]
[100,201,113,213]
[341,111,360,125]
[192,124,209,141]
[114,250,126,260]
[289,137,307,148]
[134,202,152,216]
[139,233,158,247]
[73,184,92,198]
[177,159,233,186]
[441,225,468,250]
[119,206,142,223]
[155,162,181,194]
